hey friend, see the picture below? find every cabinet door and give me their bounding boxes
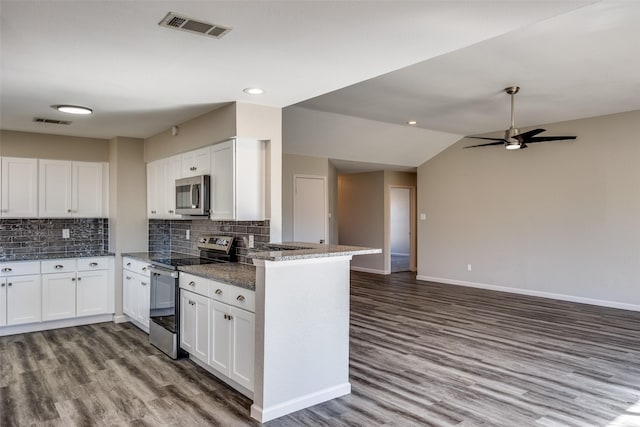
[163,155,182,219]
[2,157,39,218]
[0,280,6,326]
[39,159,73,217]
[122,272,135,318]
[42,272,76,321]
[210,141,235,220]
[180,289,195,354]
[76,270,108,316]
[137,277,150,327]
[73,162,103,217]
[147,161,163,219]
[229,306,255,391]
[210,300,230,373]
[6,274,41,325]
[181,147,211,177]
[193,292,210,362]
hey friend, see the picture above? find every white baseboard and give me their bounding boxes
[350,266,390,275]
[189,355,253,400]
[112,314,129,324]
[391,252,410,256]
[0,314,114,337]
[416,275,640,312]
[250,382,351,423]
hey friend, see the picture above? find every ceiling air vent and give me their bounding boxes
[33,117,71,125]
[159,12,232,39]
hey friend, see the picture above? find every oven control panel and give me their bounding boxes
[197,235,234,254]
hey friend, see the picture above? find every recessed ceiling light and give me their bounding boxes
[407,120,417,126]
[243,88,264,95]
[55,105,93,115]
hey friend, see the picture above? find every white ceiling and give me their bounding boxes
[1,1,638,169]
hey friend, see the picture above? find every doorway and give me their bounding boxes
[293,175,328,244]
[390,187,414,272]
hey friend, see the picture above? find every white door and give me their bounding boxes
[42,272,76,321]
[73,162,103,217]
[180,290,196,353]
[193,292,210,362]
[76,270,108,316]
[0,279,7,326]
[210,300,230,374]
[229,306,255,391]
[6,274,41,325]
[294,175,327,244]
[2,157,39,218]
[390,187,414,273]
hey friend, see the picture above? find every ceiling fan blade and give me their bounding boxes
[464,141,505,148]
[465,136,505,141]
[516,128,546,140]
[527,136,577,143]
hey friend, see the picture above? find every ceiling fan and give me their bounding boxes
[464,86,576,150]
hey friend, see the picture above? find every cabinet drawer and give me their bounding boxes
[209,280,230,304]
[179,272,210,298]
[123,257,150,277]
[41,259,76,274]
[78,257,110,271]
[0,261,41,276]
[228,287,255,312]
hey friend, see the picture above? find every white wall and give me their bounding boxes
[390,188,411,255]
[417,110,640,310]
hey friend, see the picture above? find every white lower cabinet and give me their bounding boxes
[180,289,210,362]
[42,272,76,321]
[179,272,255,394]
[76,269,109,316]
[0,279,6,326]
[5,275,42,325]
[122,257,151,331]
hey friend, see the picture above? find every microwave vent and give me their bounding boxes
[159,12,232,39]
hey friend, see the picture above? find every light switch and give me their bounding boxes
[62,229,70,239]
[419,213,427,221]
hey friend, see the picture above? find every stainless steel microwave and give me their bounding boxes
[175,175,210,216]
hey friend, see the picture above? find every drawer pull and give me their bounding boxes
[126,276,132,280]
[189,281,196,287]
[55,264,64,269]
[228,314,233,320]
[1,283,4,287]
[1,268,12,272]
[72,277,76,282]
[89,262,98,267]
[126,262,132,267]
[141,281,148,286]
[7,282,12,287]
[142,267,148,272]
[215,288,223,295]
[67,209,72,213]
[236,295,246,302]
[77,277,82,281]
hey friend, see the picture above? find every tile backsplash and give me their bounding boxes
[0,218,109,259]
[149,219,270,264]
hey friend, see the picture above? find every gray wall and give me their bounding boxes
[0,130,109,161]
[417,110,640,308]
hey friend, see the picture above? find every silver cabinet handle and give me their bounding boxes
[55,264,64,269]
[72,277,76,282]
[7,282,12,287]
[151,210,157,214]
[77,277,82,281]
[89,262,98,267]
[1,268,12,272]
[126,262,132,267]
[126,276,132,280]
[142,267,148,271]
[67,209,72,213]
[168,210,174,214]
[236,295,245,302]
[0,283,4,287]
[228,314,233,320]
[215,288,222,295]
[189,281,196,287]
[141,282,147,286]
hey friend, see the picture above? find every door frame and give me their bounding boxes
[387,185,416,272]
[293,174,329,244]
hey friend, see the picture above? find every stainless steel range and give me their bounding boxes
[148,235,235,359]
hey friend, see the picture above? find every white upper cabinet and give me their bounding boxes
[210,139,265,221]
[181,147,211,177]
[147,155,182,219]
[39,160,105,218]
[1,157,39,218]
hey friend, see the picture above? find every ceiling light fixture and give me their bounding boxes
[407,120,417,126]
[243,88,264,95]
[55,105,93,115]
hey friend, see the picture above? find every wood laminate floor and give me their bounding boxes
[2,272,640,426]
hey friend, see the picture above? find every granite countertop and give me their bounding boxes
[0,251,115,262]
[178,263,256,291]
[121,251,174,264]
[247,242,381,262]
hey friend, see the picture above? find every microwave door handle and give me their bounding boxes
[192,184,200,208]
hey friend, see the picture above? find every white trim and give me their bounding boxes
[0,314,114,337]
[293,174,329,244]
[350,266,390,275]
[391,252,410,256]
[252,255,353,268]
[416,275,640,312]
[189,354,253,399]
[250,382,351,423]
[112,314,129,324]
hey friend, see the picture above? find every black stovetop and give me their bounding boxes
[149,252,233,270]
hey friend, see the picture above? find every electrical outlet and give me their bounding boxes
[186,230,190,240]
[62,229,70,239]
[467,264,472,272]
[248,235,255,249]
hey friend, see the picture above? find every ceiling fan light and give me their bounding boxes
[505,140,522,150]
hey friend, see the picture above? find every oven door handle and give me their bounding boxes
[148,265,179,278]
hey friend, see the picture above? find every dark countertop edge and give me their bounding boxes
[0,252,115,262]
[178,264,256,291]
